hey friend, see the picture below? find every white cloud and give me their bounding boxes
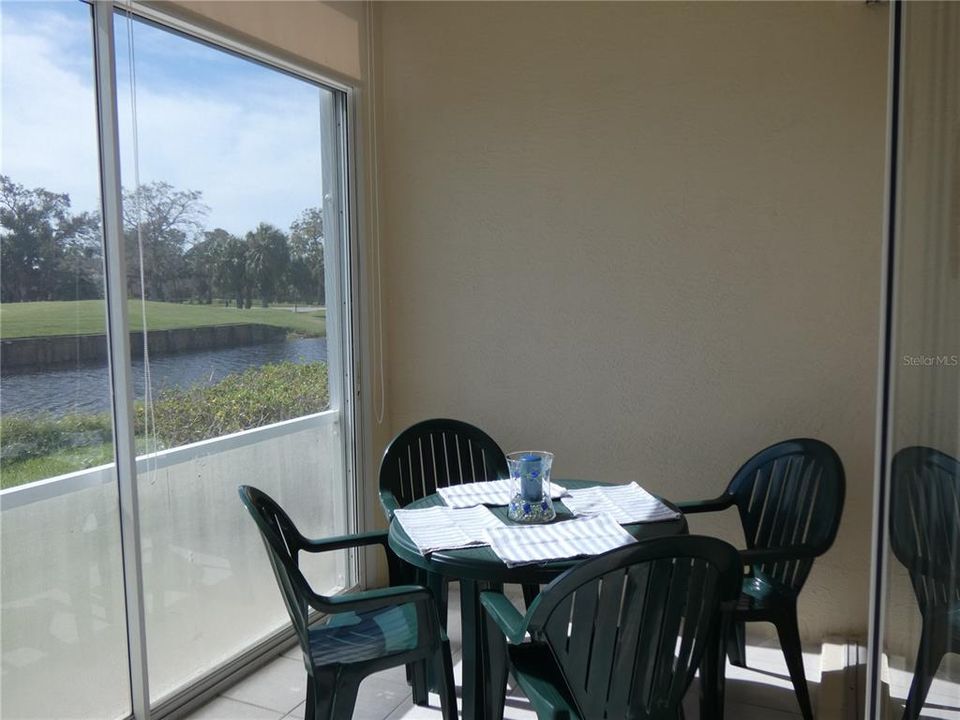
[2,3,328,236]
[1,3,102,213]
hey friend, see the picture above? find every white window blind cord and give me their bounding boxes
[123,3,160,463]
[365,1,386,426]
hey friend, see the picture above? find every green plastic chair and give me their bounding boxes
[238,486,457,720]
[678,438,845,720]
[379,419,510,516]
[890,446,960,720]
[480,536,743,720]
[379,419,540,614]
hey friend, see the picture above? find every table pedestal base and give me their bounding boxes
[461,579,508,720]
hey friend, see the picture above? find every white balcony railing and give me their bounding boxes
[0,411,350,720]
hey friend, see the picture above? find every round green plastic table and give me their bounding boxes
[387,479,687,720]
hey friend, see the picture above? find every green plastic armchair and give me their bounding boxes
[379,419,540,616]
[238,485,457,720]
[480,536,742,720]
[678,438,845,720]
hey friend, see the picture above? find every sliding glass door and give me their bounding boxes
[870,2,960,717]
[0,2,357,717]
[113,11,353,705]
[0,3,131,718]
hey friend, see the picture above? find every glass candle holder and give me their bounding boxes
[506,451,556,523]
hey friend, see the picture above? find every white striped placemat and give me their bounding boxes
[437,479,568,509]
[393,505,504,555]
[486,514,636,568]
[562,482,680,524]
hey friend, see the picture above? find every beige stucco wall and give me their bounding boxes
[374,1,888,640]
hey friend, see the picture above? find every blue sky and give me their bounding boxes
[1,0,327,236]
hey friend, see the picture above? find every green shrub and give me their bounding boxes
[140,361,329,447]
[0,413,113,463]
[1,361,329,487]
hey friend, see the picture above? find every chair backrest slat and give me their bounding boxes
[528,536,741,720]
[583,567,627,702]
[380,419,509,514]
[634,557,674,710]
[891,446,960,609]
[667,557,712,700]
[727,438,845,593]
[605,562,650,717]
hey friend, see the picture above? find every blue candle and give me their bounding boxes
[519,453,542,501]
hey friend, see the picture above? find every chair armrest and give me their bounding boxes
[380,491,401,520]
[301,530,389,554]
[311,584,435,616]
[675,496,734,514]
[480,590,530,645]
[302,529,409,589]
[739,544,820,564]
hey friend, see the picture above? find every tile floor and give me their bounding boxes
[886,657,960,720]
[186,587,817,720]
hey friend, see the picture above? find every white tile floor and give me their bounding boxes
[886,655,960,720]
[186,587,817,720]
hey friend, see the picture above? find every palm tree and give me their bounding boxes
[245,223,290,308]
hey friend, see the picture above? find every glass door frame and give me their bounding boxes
[866,0,904,715]
[86,3,365,718]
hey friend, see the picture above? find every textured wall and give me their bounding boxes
[375,1,888,639]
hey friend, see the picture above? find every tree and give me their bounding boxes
[122,181,208,302]
[245,223,289,308]
[288,207,325,305]
[212,231,250,309]
[0,175,102,302]
[58,215,105,301]
[184,229,227,304]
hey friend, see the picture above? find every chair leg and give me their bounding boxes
[521,583,540,609]
[774,612,814,720]
[484,600,509,720]
[410,660,429,706]
[699,620,726,720]
[309,671,337,720]
[331,676,361,720]
[435,640,458,720]
[726,619,746,668]
[902,618,947,720]
[304,675,316,720]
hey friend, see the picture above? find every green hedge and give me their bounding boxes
[1,361,329,467]
[141,361,329,446]
[0,413,113,463]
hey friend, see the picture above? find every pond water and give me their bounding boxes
[1,337,327,417]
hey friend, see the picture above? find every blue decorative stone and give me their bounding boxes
[507,492,556,524]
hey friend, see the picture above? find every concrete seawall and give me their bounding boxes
[1,324,289,371]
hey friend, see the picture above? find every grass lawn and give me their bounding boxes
[0,443,115,489]
[0,300,325,339]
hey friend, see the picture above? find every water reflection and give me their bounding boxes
[0,337,327,417]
